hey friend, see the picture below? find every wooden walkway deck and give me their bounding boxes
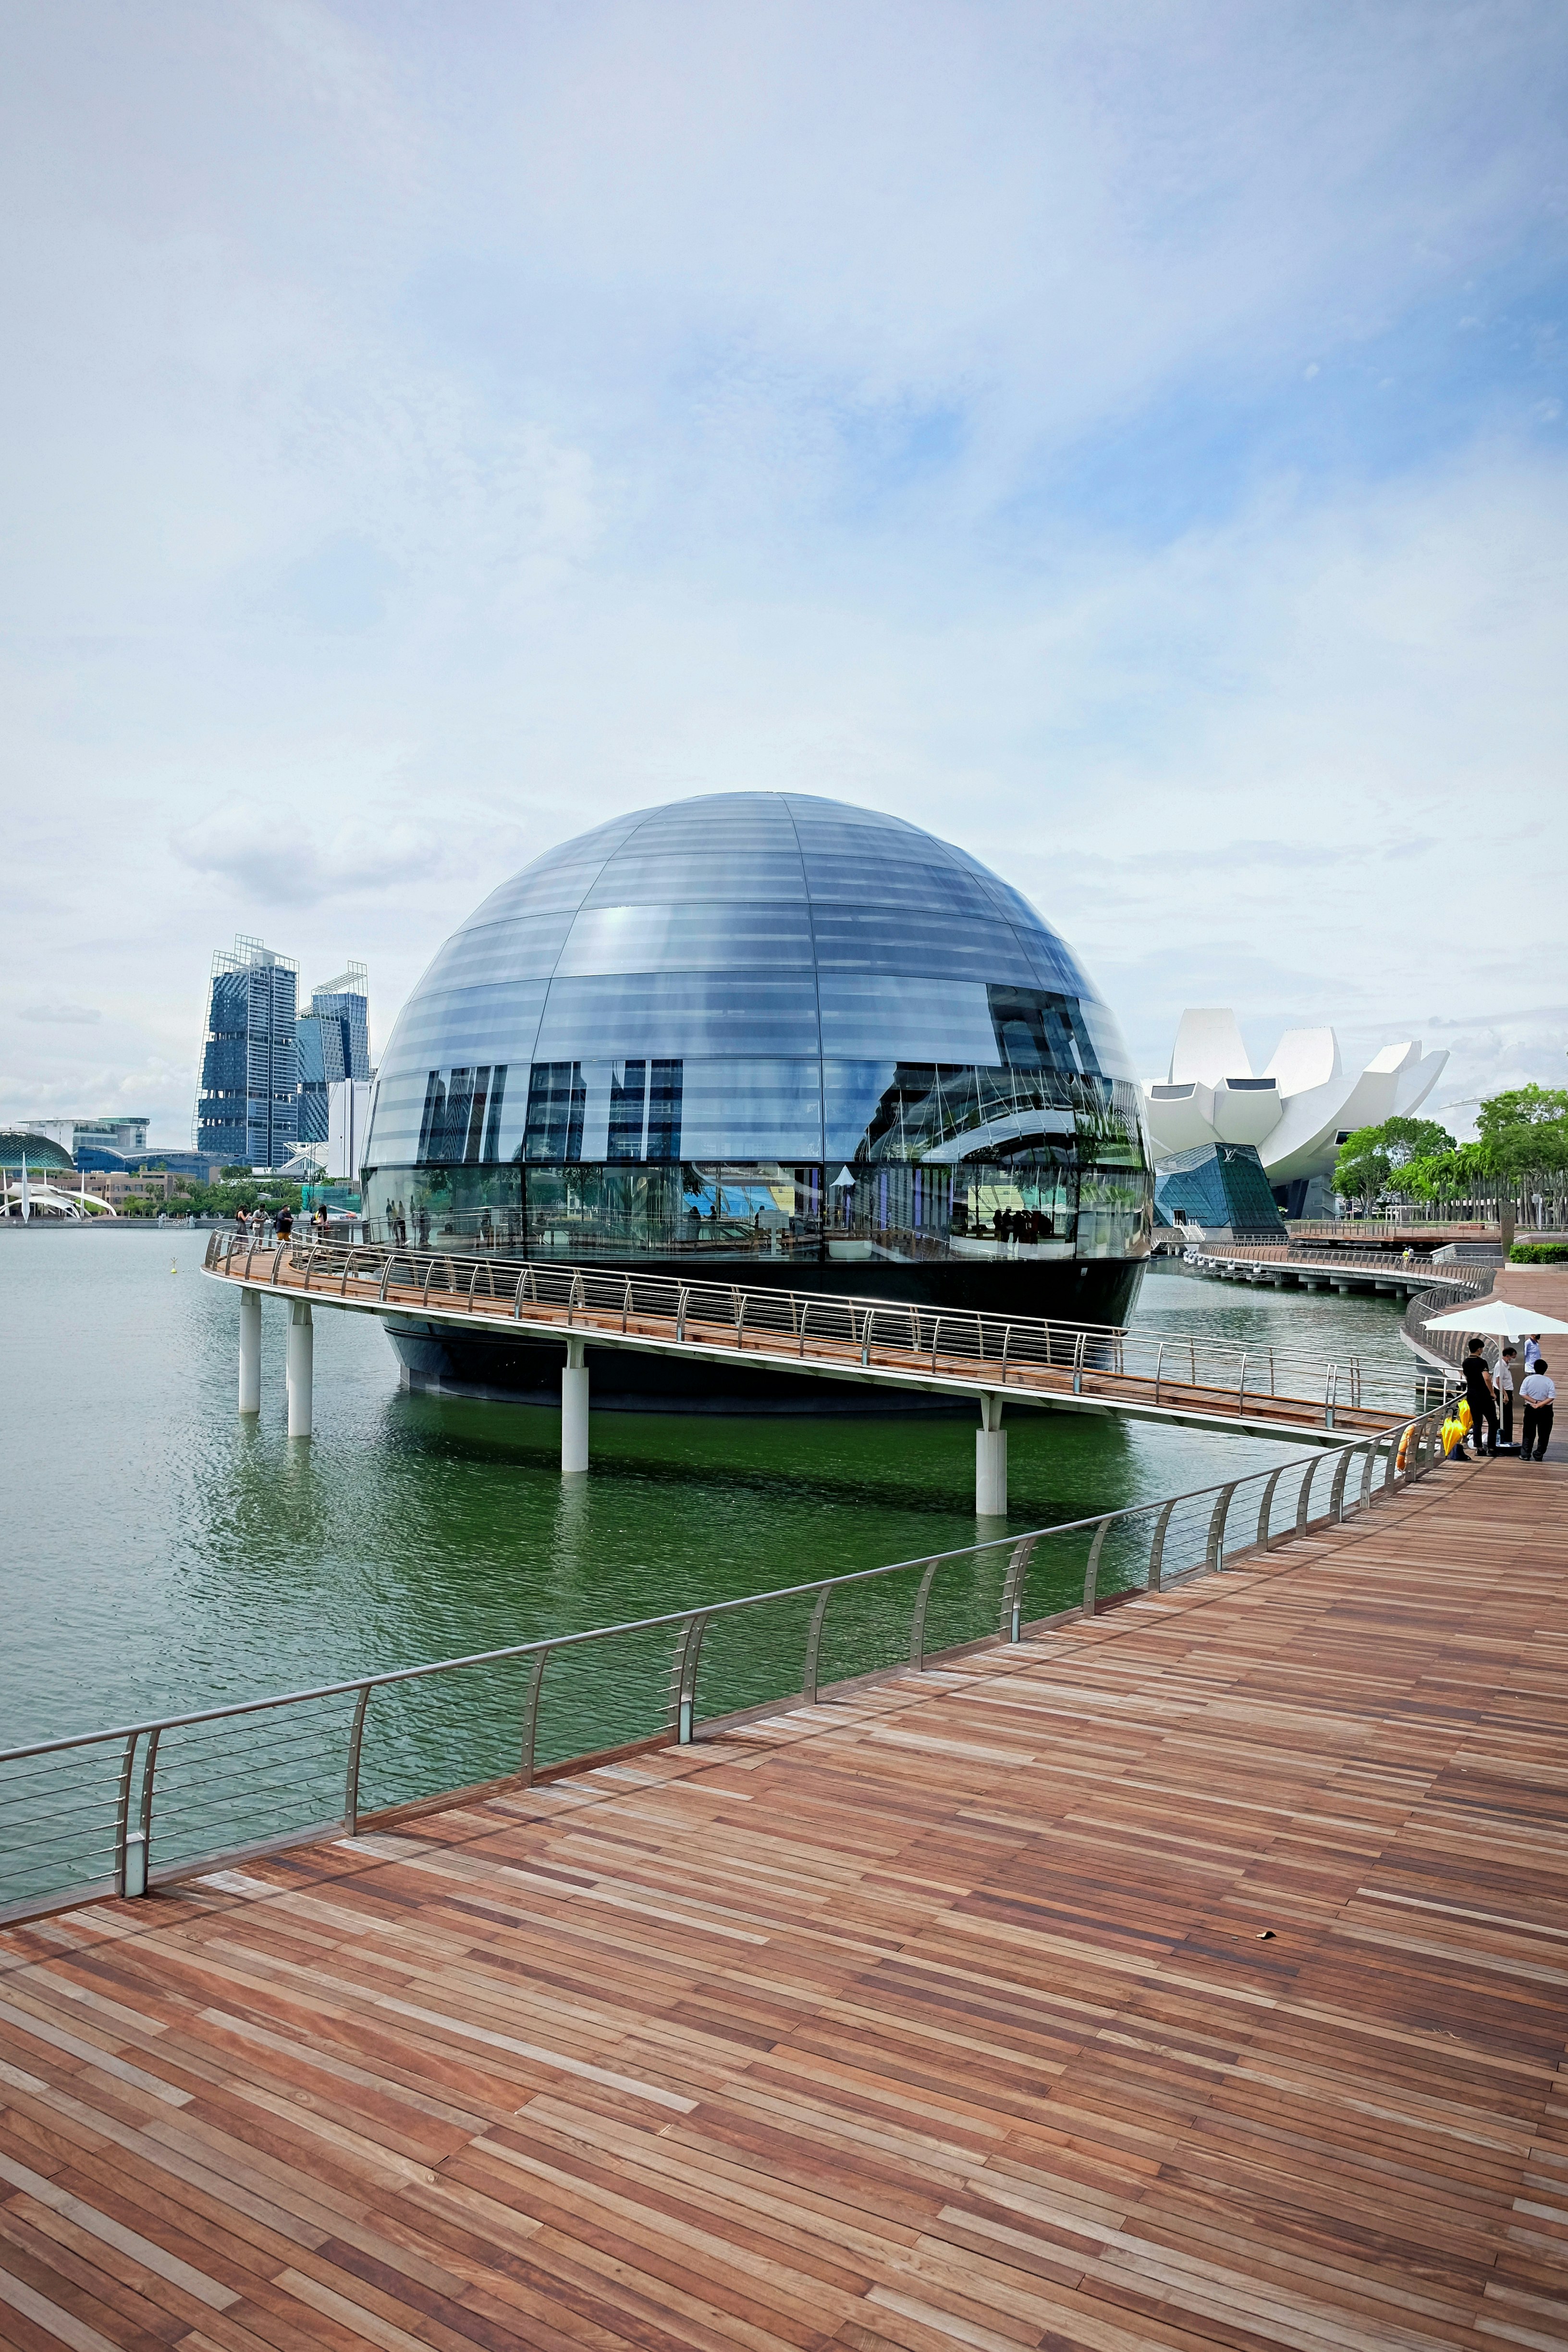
[3,1458,1567,2350]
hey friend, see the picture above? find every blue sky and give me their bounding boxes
[2,0,1566,1136]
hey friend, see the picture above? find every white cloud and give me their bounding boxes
[17,1002,101,1026]
[171,807,447,906]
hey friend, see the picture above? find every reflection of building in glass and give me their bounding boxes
[195,936,299,1169]
[296,963,371,1147]
[363,795,1154,1402]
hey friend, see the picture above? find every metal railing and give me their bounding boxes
[204,1231,1417,1422]
[1187,1244,1490,1286]
[0,1402,1455,1928]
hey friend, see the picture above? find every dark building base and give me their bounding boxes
[383,1251,1149,1414]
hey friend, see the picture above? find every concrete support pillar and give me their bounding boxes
[238,1288,262,1416]
[562,1335,589,1476]
[285,1299,313,1439]
[976,1391,1006,1517]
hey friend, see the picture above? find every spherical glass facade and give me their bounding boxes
[364,793,1152,1323]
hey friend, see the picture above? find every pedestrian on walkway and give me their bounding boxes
[1520,1358,1556,1462]
[1525,1335,1544,1372]
[1460,1337,1498,1458]
[1496,1346,1518,1451]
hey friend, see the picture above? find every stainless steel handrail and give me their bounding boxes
[0,1401,1453,1927]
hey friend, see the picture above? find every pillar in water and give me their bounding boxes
[561,1335,589,1475]
[238,1288,262,1415]
[286,1300,314,1439]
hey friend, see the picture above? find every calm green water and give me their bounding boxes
[0,1231,1427,1762]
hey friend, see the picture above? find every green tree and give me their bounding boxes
[1474,1085,1568,1176]
[1333,1115,1456,1209]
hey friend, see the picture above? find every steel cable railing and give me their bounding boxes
[205,1232,1414,1423]
[0,1400,1455,1927]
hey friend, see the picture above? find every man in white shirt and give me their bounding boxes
[1524,1335,1543,1372]
[1519,1358,1556,1462]
[1496,1346,1517,1451]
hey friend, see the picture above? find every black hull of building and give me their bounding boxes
[383,1250,1150,1415]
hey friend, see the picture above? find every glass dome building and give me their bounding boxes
[363,793,1153,1403]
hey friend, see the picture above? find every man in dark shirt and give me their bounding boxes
[1461,1338,1498,1458]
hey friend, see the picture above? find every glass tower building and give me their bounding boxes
[297,963,371,1147]
[363,795,1153,1405]
[195,937,299,1169]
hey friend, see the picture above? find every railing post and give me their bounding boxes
[1256,1462,1287,1550]
[673,1614,710,1743]
[123,1727,159,1899]
[344,1685,371,1833]
[799,1300,810,1358]
[112,1730,138,1898]
[1145,1497,1176,1591]
[676,1286,689,1344]
[1237,1353,1248,1417]
[1153,1341,1164,1406]
[908,1561,941,1670]
[1081,1519,1110,1617]
[1358,1444,1377,1513]
[1000,1536,1037,1642]
[1329,1446,1354,1521]
[802,1588,831,1706]
[1206,1482,1237,1573]
[930,1315,942,1372]
[519,1649,551,1786]
[1072,1328,1086,1395]
[861,1307,876,1368]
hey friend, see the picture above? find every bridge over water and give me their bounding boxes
[205,1234,1413,1514]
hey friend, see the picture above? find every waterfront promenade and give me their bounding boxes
[1,1458,1566,2348]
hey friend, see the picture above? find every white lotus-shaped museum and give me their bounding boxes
[1143,1008,1448,1185]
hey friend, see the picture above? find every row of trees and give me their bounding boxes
[1332,1085,1568,1216]
[114,1172,307,1219]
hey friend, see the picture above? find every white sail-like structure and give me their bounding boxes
[1143,1010,1447,1188]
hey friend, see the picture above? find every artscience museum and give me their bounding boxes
[361,793,1154,1401]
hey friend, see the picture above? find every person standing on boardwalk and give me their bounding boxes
[1520,1358,1556,1461]
[1461,1337,1498,1458]
[1496,1346,1518,1451]
[1525,1335,1543,1372]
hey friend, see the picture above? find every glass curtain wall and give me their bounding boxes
[362,796,1153,1268]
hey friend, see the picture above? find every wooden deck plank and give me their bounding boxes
[5,1457,1568,2346]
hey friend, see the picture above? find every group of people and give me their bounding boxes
[233,1201,335,1243]
[1460,1335,1555,1460]
[233,1203,293,1242]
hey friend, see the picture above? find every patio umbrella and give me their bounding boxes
[1423,1299,1568,1335]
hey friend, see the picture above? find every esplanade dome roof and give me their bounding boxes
[366,793,1138,1169]
[0,1129,76,1171]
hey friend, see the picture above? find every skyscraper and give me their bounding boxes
[296,962,371,1146]
[195,937,299,1168]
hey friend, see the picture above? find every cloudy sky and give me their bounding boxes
[3,0,1566,1142]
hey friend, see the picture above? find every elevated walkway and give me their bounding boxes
[203,1235,1406,1514]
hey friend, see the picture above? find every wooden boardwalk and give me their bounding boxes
[2,1458,1567,2350]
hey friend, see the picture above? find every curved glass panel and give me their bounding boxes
[365,792,1152,1271]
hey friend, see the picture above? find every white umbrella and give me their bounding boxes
[1424,1298,1568,1335]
